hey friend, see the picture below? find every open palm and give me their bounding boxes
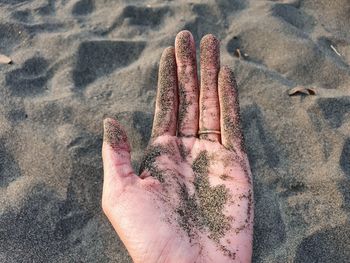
[102,31,253,263]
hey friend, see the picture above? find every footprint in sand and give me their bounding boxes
[318,97,350,129]
[72,0,94,16]
[271,3,315,32]
[72,40,145,89]
[0,23,28,54]
[6,56,52,96]
[295,225,350,262]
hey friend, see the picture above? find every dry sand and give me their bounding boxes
[0,0,349,262]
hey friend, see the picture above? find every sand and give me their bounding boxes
[0,0,349,262]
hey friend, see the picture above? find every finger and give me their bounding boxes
[151,47,178,138]
[199,34,220,142]
[102,118,138,212]
[175,30,199,137]
[218,66,245,155]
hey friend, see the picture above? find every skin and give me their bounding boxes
[102,31,253,263]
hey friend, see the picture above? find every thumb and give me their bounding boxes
[102,118,138,212]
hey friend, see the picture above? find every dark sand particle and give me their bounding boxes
[178,142,190,160]
[103,118,129,151]
[219,244,236,260]
[176,150,233,242]
[177,80,191,134]
[219,174,231,181]
[200,34,220,71]
[139,143,176,182]
[246,189,253,223]
[176,182,201,240]
[175,30,196,64]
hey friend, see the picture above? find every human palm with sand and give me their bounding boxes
[102,31,253,262]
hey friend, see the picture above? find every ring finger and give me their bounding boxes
[199,34,220,142]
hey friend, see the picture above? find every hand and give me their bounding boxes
[102,31,253,263]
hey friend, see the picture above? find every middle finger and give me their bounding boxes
[175,30,199,138]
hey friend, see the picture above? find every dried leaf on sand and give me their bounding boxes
[0,54,12,64]
[288,87,316,96]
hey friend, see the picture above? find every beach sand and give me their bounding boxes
[0,0,349,262]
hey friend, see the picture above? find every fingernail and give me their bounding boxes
[200,34,220,68]
[175,30,196,63]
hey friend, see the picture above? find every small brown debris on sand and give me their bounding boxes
[234,48,242,58]
[234,48,248,59]
[219,174,231,181]
[288,86,316,96]
[219,244,236,260]
[0,54,12,64]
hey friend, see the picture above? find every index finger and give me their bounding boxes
[151,47,178,138]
